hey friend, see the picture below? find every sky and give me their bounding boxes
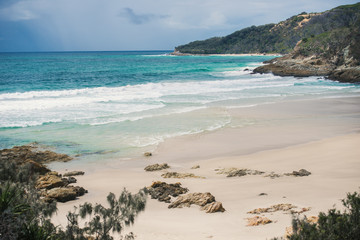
[0,0,358,52]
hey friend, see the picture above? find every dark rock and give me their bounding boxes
[292,169,311,176]
[66,176,77,184]
[144,163,170,171]
[259,193,268,196]
[63,171,85,177]
[72,186,88,196]
[144,152,152,157]
[227,169,247,177]
[148,181,188,203]
[328,68,360,83]
[253,57,333,77]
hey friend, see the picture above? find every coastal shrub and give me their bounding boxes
[0,182,57,240]
[0,160,38,184]
[274,190,360,240]
[61,189,148,240]
[0,183,147,240]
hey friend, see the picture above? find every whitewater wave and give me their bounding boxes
[0,73,358,128]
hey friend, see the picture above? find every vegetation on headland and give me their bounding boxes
[175,3,360,55]
[0,146,147,240]
[175,3,360,82]
[273,190,360,240]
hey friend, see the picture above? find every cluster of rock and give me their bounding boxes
[253,36,360,83]
[144,163,170,172]
[215,168,264,177]
[248,203,298,214]
[246,203,311,227]
[148,181,225,213]
[265,169,312,178]
[0,145,87,203]
[36,171,87,203]
[216,167,311,179]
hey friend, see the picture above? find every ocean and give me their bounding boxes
[1,51,359,164]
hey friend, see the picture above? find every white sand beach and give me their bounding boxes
[51,96,360,240]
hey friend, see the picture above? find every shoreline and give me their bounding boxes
[51,96,360,239]
[170,51,282,57]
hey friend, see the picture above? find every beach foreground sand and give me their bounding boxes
[51,97,360,240]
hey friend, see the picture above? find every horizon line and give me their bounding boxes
[0,50,174,54]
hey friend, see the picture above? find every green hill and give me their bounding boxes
[175,3,360,55]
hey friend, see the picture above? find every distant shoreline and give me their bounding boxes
[170,51,282,57]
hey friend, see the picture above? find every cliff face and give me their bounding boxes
[254,19,360,83]
[175,3,360,55]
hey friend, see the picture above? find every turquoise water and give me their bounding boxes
[1,51,359,161]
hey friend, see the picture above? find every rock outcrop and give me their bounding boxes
[216,168,264,177]
[248,203,310,214]
[253,26,360,83]
[148,181,188,203]
[288,169,311,177]
[201,201,226,213]
[0,144,87,203]
[36,171,88,202]
[36,172,67,190]
[44,186,87,203]
[144,163,170,172]
[0,145,72,164]
[248,204,297,214]
[247,216,273,226]
[168,192,225,213]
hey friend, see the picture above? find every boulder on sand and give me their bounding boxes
[36,172,67,190]
[144,163,170,171]
[148,181,188,203]
[168,192,225,213]
[44,186,87,203]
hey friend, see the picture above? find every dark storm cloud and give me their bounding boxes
[120,8,168,25]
